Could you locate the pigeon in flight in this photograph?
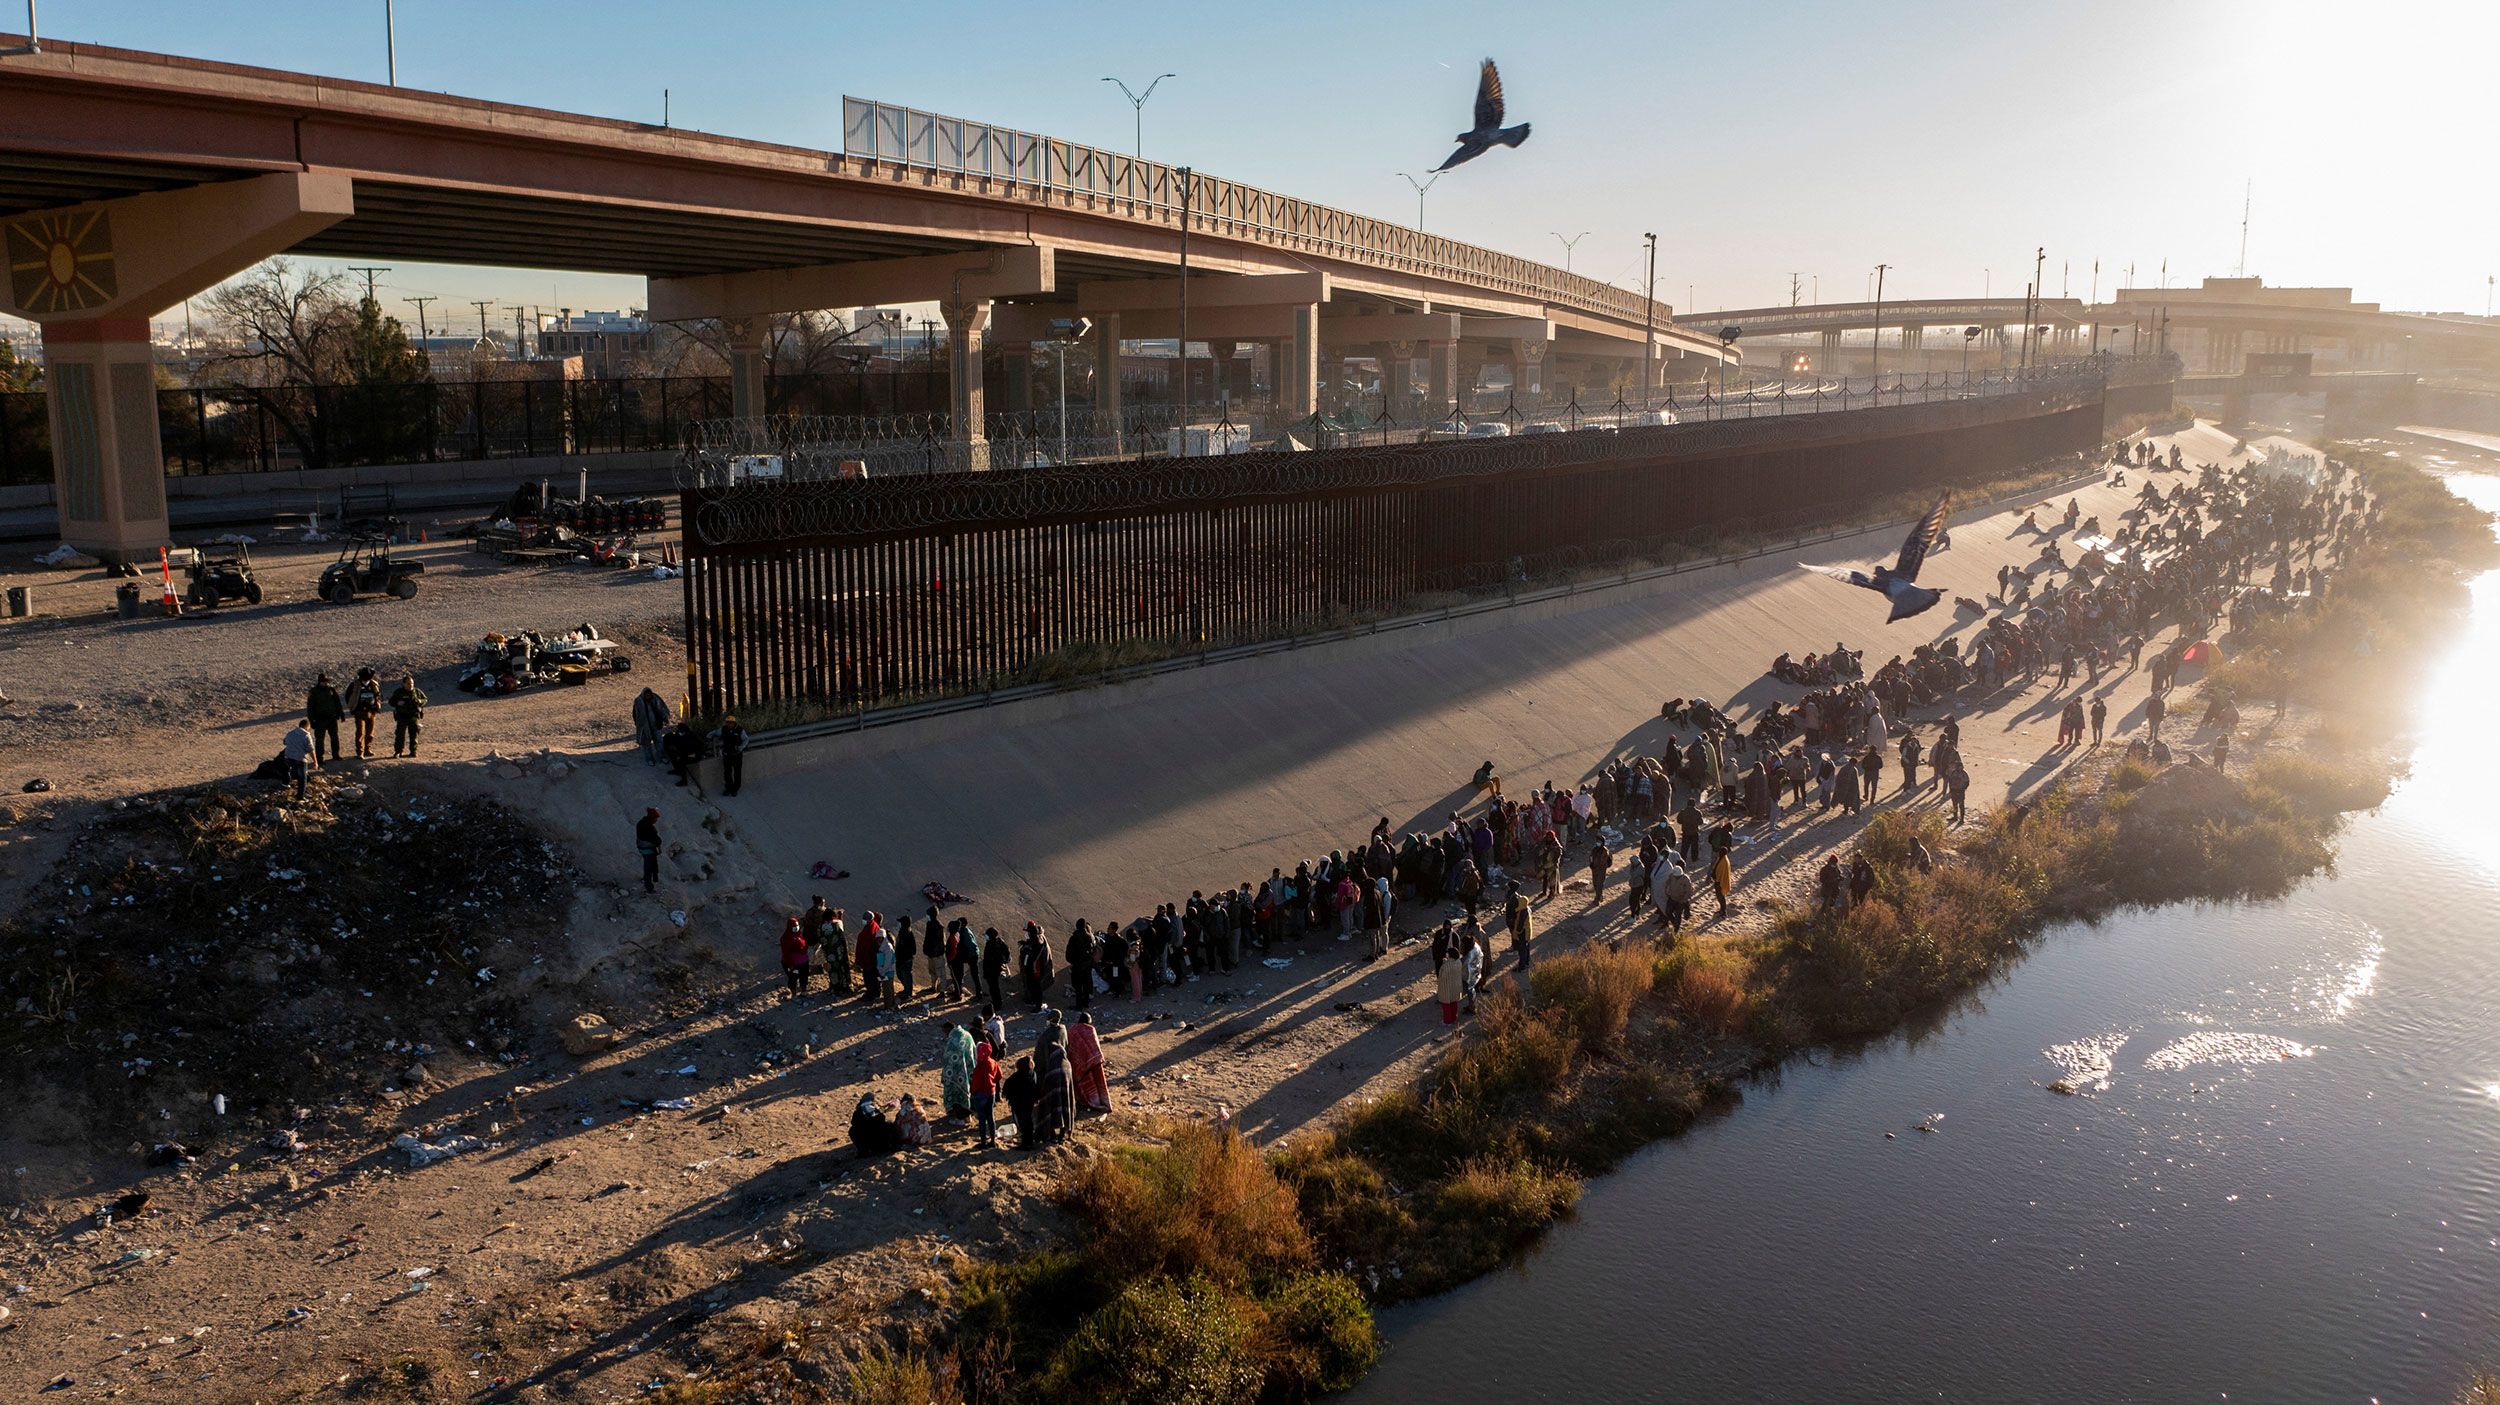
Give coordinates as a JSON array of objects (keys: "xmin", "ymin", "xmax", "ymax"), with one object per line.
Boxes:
[
  {"xmin": 1433, "ymin": 59, "xmax": 1532, "ymax": 172},
  {"xmin": 1798, "ymin": 493, "xmax": 1954, "ymax": 622}
]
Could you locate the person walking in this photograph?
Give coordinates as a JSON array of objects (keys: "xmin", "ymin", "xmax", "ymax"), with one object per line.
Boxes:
[
  {"xmin": 280, "ymin": 718, "xmax": 318, "ymax": 800},
  {"xmin": 1588, "ymin": 839, "xmax": 1612, "ymax": 899},
  {"xmin": 305, "ymin": 674, "xmax": 344, "ymax": 764},
  {"xmin": 778, "ymin": 917, "xmax": 811, "ymax": 1002},
  {"xmin": 1947, "ymin": 763, "xmax": 1971, "ymax": 825},
  {"xmin": 387, "ymin": 674, "xmax": 427, "ymax": 758},
  {"xmin": 1711, "ymin": 846, "xmax": 1734, "ymax": 918},
  {"xmin": 2145, "ymin": 690, "xmax": 2166, "ymax": 742},
  {"xmin": 632, "ymin": 687, "xmax": 671, "ymax": 764},
  {"xmin": 716, "ymin": 716, "xmax": 749, "ymax": 796},
  {"xmin": 348, "ymin": 667, "xmax": 384, "ymax": 759},
  {"xmin": 635, "ymin": 807, "xmax": 662, "ymax": 893}
]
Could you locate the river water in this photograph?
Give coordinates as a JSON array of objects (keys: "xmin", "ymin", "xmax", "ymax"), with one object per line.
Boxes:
[{"xmin": 1358, "ymin": 452, "xmax": 2500, "ymax": 1404}]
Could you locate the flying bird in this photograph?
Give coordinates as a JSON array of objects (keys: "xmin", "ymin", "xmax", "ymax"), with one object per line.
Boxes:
[
  {"xmin": 1798, "ymin": 493, "xmax": 1954, "ymax": 622},
  {"xmin": 1433, "ymin": 59, "xmax": 1531, "ymax": 172}
]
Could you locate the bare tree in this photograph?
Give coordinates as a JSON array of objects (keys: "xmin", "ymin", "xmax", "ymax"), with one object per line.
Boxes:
[{"xmin": 200, "ymin": 260, "xmax": 431, "ymax": 469}]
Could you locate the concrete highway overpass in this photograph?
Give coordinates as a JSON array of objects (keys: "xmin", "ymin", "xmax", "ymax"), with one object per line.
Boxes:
[
  {"xmin": 0, "ymin": 36, "xmax": 1726, "ymax": 556},
  {"xmin": 1680, "ymin": 280, "xmax": 2500, "ymax": 378}
]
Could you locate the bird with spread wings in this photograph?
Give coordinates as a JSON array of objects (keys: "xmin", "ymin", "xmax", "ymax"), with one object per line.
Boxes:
[
  {"xmin": 1434, "ymin": 59, "xmax": 1533, "ymax": 172},
  {"xmin": 1798, "ymin": 493, "xmax": 1955, "ymax": 622}
]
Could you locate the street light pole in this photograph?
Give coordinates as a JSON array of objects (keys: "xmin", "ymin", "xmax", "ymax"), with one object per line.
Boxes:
[
  {"xmin": 1552, "ymin": 230, "xmax": 1589, "ymax": 275},
  {"xmin": 1870, "ymin": 262, "xmax": 1890, "ymax": 398},
  {"xmin": 1641, "ymin": 232, "xmax": 1658, "ymax": 407},
  {"xmin": 384, "ymin": 0, "xmax": 396, "ymax": 85},
  {"xmin": 1177, "ymin": 165, "xmax": 1192, "ymax": 454},
  {"xmin": 1101, "ymin": 74, "xmax": 1176, "ymax": 159},
  {"xmin": 1398, "ymin": 172, "xmax": 1442, "ymax": 231}
]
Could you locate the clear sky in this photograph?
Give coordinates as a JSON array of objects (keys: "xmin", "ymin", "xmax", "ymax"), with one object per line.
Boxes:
[{"xmin": 12, "ymin": 0, "xmax": 2500, "ymax": 328}]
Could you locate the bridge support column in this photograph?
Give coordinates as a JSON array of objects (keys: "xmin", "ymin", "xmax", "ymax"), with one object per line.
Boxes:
[
  {"xmin": 37, "ymin": 319, "xmax": 169, "ymax": 565},
  {"xmin": 940, "ymin": 297, "xmax": 992, "ymax": 470},
  {"xmin": 1511, "ymin": 338, "xmax": 1546, "ymax": 412},
  {"xmin": 1424, "ymin": 340, "xmax": 1457, "ymax": 425},
  {"xmin": 0, "ymin": 170, "xmax": 354, "ymax": 561},
  {"xmin": 1819, "ymin": 329, "xmax": 1842, "ymax": 377},
  {"xmin": 1278, "ymin": 302, "xmax": 1320, "ymax": 423},
  {"xmin": 724, "ymin": 317, "xmax": 768, "ymax": 422},
  {"xmin": 1455, "ymin": 344, "xmax": 1490, "ymax": 416},
  {"xmin": 1089, "ymin": 313, "xmax": 1123, "ymax": 452},
  {"xmin": 1381, "ymin": 340, "xmax": 1415, "ymax": 424}
]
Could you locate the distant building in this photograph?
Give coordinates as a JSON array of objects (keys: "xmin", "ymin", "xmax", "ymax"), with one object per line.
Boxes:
[{"xmin": 535, "ymin": 309, "xmax": 656, "ymax": 376}]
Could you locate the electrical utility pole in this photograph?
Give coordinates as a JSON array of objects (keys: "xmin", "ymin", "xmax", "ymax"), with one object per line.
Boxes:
[
  {"xmin": 1870, "ymin": 262, "xmax": 1890, "ymax": 397},
  {"xmin": 346, "ymin": 265, "xmax": 391, "ymax": 306},
  {"xmin": 406, "ymin": 295, "xmax": 436, "ymax": 362},
  {"xmin": 2026, "ymin": 245, "xmax": 2045, "ymax": 368},
  {"xmin": 2235, "ymin": 181, "xmax": 2251, "ymax": 278},
  {"xmin": 1641, "ymin": 232, "xmax": 1659, "ymax": 405},
  {"xmin": 471, "ymin": 299, "xmax": 495, "ymax": 346},
  {"xmin": 1788, "ymin": 272, "xmax": 1803, "ymax": 307}
]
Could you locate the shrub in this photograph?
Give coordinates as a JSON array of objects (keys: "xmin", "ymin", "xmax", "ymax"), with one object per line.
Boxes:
[
  {"xmin": 2246, "ymin": 753, "xmax": 2389, "ymax": 815},
  {"xmin": 1527, "ymin": 943, "xmax": 1655, "ymax": 1046},
  {"xmin": 1064, "ymin": 1123, "xmax": 1312, "ymax": 1290},
  {"xmin": 849, "ymin": 1344, "xmax": 954, "ymax": 1405},
  {"xmin": 1037, "ymin": 1275, "xmax": 1264, "ymax": 1405},
  {"xmin": 1664, "ymin": 952, "xmax": 1752, "ymax": 1038},
  {"xmin": 1255, "ymin": 1272, "xmax": 1379, "ymax": 1399},
  {"xmin": 1415, "ymin": 1156, "xmax": 1581, "ymax": 1284}
]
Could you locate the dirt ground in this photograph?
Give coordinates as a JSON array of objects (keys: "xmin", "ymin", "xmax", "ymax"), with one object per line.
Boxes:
[{"xmin": 0, "ymin": 423, "xmax": 2317, "ymax": 1402}]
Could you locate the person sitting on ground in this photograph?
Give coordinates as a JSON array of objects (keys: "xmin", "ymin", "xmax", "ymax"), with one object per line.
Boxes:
[
  {"xmin": 894, "ymin": 1093, "xmax": 931, "ymax": 1148},
  {"xmin": 1472, "ymin": 759, "xmax": 1503, "ymax": 801},
  {"xmin": 849, "ymin": 1092, "xmax": 902, "ymax": 1158}
]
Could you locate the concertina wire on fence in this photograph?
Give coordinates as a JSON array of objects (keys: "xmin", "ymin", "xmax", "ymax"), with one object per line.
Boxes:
[{"xmin": 678, "ymin": 362, "xmax": 2113, "ymax": 552}]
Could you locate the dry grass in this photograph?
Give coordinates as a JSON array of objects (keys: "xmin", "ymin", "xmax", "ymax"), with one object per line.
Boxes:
[
  {"xmin": 1528, "ymin": 942, "xmax": 1655, "ymax": 1046},
  {"xmin": 1063, "ymin": 1122, "xmax": 1313, "ymax": 1288}
]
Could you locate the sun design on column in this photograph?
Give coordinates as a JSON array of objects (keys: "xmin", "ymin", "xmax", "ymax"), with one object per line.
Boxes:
[{"xmin": 5, "ymin": 210, "xmax": 118, "ymax": 315}]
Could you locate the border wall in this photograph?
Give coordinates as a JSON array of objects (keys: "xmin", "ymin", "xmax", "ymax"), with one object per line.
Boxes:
[{"xmin": 678, "ymin": 383, "xmax": 2106, "ymax": 717}]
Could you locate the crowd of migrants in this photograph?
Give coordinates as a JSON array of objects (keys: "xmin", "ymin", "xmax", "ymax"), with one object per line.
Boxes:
[{"xmin": 617, "ymin": 440, "xmax": 2368, "ymax": 1159}]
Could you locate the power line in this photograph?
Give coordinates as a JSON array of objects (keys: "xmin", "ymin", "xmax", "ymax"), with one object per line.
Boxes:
[
  {"xmin": 405, "ymin": 295, "xmax": 437, "ymax": 358},
  {"xmin": 345, "ymin": 265, "xmax": 392, "ymax": 305}
]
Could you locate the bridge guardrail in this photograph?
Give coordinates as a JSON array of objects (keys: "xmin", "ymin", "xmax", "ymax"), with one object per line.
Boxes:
[{"xmin": 841, "ymin": 97, "xmax": 1656, "ymax": 327}]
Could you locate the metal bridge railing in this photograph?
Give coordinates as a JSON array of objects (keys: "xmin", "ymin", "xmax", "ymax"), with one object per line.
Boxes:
[{"xmin": 840, "ymin": 96, "xmax": 1657, "ymax": 328}]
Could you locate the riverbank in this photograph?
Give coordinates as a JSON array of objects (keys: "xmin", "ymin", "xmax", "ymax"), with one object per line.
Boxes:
[
  {"xmin": 913, "ymin": 444, "xmax": 2495, "ymax": 1402},
  {"xmin": 10, "ymin": 424, "xmax": 2476, "ymax": 1404}
]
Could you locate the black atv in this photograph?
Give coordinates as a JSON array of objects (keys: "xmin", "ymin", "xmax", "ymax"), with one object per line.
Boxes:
[
  {"xmin": 184, "ymin": 543, "xmax": 263, "ymax": 611},
  {"xmin": 318, "ymin": 534, "xmax": 425, "ymax": 604}
]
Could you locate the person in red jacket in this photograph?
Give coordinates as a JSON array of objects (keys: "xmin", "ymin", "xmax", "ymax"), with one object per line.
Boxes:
[
  {"xmin": 855, "ymin": 913, "xmax": 882, "ymax": 1004},
  {"xmin": 971, "ymin": 1039, "xmax": 1003, "ymax": 1148},
  {"xmin": 779, "ymin": 917, "xmax": 811, "ymax": 1002}
]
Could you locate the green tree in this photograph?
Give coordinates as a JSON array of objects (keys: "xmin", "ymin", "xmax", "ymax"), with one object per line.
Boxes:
[
  {"xmin": 201, "ymin": 260, "xmax": 435, "ymax": 471},
  {"xmin": 0, "ymin": 336, "xmax": 40, "ymax": 393}
]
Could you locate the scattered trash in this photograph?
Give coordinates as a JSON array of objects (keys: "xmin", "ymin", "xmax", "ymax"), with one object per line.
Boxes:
[
  {"xmin": 20, "ymin": 778, "xmax": 51, "ymax": 793},
  {"xmin": 668, "ymin": 910, "xmax": 688, "ymax": 928},
  {"xmin": 673, "ymin": 1065, "xmax": 699, "ymax": 1076},
  {"xmin": 920, "ymin": 881, "xmax": 969, "ymax": 907},
  {"xmin": 405, "ymin": 1266, "xmax": 435, "ymax": 1280},
  {"xmin": 393, "ymin": 1133, "xmax": 482, "ymax": 1167},
  {"xmin": 650, "ymin": 1097, "xmax": 694, "ymax": 1112},
  {"xmin": 211, "ymin": 1094, "xmax": 227, "ymax": 1116},
  {"xmin": 1261, "ymin": 958, "xmax": 1294, "ymax": 969},
  {"xmin": 807, "ymin": 861, "xmax": 849, "ymax": 881}
]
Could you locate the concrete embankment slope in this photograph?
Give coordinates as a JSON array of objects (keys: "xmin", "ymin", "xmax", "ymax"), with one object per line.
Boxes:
[{"xmin": 722, "ymin": 426, "xmax": 2231, "ymax": 931}]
